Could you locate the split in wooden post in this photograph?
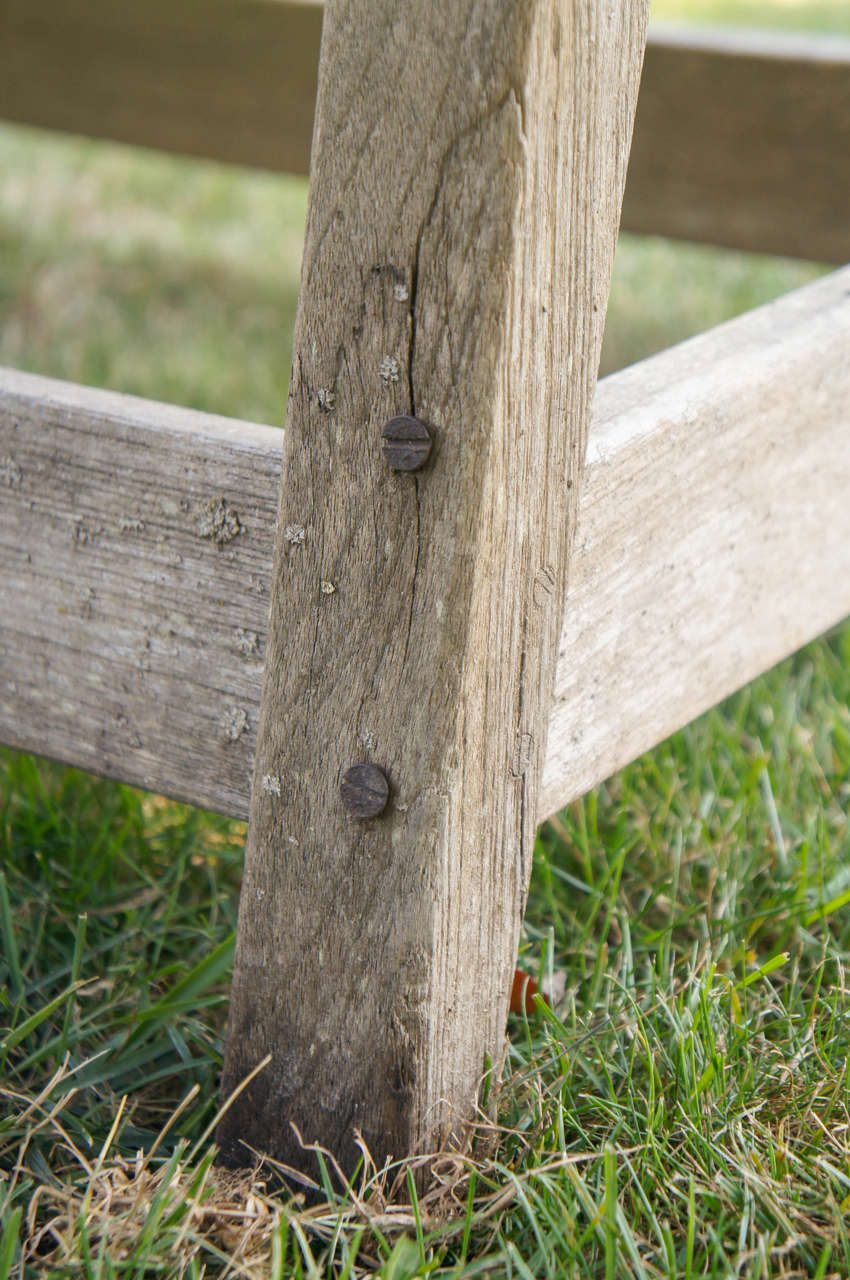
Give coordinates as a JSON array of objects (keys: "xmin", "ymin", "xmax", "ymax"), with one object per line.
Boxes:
[{"xmin": 218, "ymin": 0, "xmax": 649, "ymax": 1176}]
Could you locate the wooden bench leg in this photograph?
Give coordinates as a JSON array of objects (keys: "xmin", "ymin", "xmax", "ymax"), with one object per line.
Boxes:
[{"xmin": 217, "ymin": 0, "xmax": 649, "ymax": 1175}]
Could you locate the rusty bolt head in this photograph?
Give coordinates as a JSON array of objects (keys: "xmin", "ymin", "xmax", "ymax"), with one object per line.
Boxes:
[
  {"xmin": 340, "ymin": 763, "xmax": 390, "ymax": 818},
  {"xmin": 381, "ymin": 416, "xmax": 432, "ymax": 472}
]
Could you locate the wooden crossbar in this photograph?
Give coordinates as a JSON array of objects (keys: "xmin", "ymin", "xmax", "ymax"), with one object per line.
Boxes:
[
  {"xmin": 0, "ymin": 0, "xmax": 324, "ymax": 178},
  {"xmin": 2, "ymin": 4, "xmax": 849, "ymax": 262},
  {"xmin": 0, "ymin": 387, "xmax": 279, "ymax": 817},
  {"xmin": 4, "ymin": 266, "xmax": 849, "ymax": 821},
  {"xmin": 623, "ymin": 23, "xmax": 850, "ymax": 262}
]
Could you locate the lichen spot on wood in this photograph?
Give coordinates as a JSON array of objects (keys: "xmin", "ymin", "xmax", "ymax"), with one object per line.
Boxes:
[
  {"xmin": 221, "ymin": 705, "xmax": 249, "ymax": 742},
  {"xmin": 78, "ymin": 587, "xmax": 96, "ymax": 620},
  {"xmin": 73, "ymin": 522, "xmax": 103, "ymax": 547},
  {"xmin": 320, "ymin": 580, "xmax": 336, "ymax": 595},
  {"xmin": 379, "ymin": 355, "xmax": 400, "ymax": 385},
  {"xmin": 1, "ymin": 455, "xmax": 23, "ymax": 488},
  {"xmin": 235, "ymin": 628, "xmax": 261, "ymax": 656},
  {"xmin": 261, "ymin": 773, "xmax": 281, "ymax": 797},
  {"xmin": 197, "ymin": 496, "xmax": 242, "ymax": 546}
]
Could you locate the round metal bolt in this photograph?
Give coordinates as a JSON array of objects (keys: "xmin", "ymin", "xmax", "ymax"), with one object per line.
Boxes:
[
  {"xmin": 340, "ymin": 763, "xmax": 390, "ymax": 818},
  {"xmin": 381, "ymin": 415, "xmax": 432, "ymax": 471}
]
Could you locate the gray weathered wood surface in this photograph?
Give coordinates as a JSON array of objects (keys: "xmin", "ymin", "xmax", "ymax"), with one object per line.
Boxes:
[
  {"xmin": 4, "ymin": 4, "xmax": 849, "ymax": 261},
  {"xmin": 0, "ymin": 371, "xmax": 280, "ymax": 818},
  {"xmin": 4, "ymin": 267, "xmax": 850, "ymax": 825},
  {"xmin": 540, "ymin": 263, "xmax": 850, "ymax": 814},
  {"xmin": 216, "ymin": 0, "xmax": 648, "ymax": 1172}
]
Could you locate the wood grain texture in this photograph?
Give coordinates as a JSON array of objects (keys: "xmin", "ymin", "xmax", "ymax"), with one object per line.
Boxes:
[
  {"xmin": 3, "ymin": 5, "xmax": 849, "ymax": 261},
  {"xmin": 216, "ymin": 0, "xmax": 648, "ymax": 1173},
  {"xmin": 542, "ymin": 264, "xmax": 850, "ymax": 815},
  {"xmin": 0, "ymin": 0, "xmax": 323, "ymax": 174},
  {"xmin": 4, "ymin": 268, "xmax": 850, "ymax": 827},
  {"xmin": 622, "ymin": 24, "xmax": 850, "ymax": 263},
  {"xmin": 0, "ymin": 367, "xmax": 279, "ymax": 817}
]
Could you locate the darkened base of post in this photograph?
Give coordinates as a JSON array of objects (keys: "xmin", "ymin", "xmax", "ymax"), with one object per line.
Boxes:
[
  {"xmin": 216, "ymin": 980, "xmax": 424, "ymax": 1178},
  {"xmin": 216, "ymin": 1074, "xmax": 409, "ymax": 1180}
]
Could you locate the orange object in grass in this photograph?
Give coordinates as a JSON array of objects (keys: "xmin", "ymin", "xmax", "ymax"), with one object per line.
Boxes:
[{"xmin": 510, "ymin": 968, "xmax": 545, "ymax": 1015}]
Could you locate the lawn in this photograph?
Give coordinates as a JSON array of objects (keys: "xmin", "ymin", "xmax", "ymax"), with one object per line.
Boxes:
[{"xmin": 2, "ymin": 2, "xmax": 850, "ymax": 1276}]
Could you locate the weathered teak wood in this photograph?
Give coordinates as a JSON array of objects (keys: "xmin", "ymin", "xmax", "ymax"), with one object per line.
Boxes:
[
  {"xmin": 4, "ymin": 4, "xmax": 849, "ymax": 263},
  {"xmin": 623, "ymin": 24, "xmax": 850, "ymax": 263},
  {"xmin": 4, "ymin": 267, "xmax": 850, "ymax": 820},
  {"xmin": 215, "ymin": 0, "xmax": 648, "ymax": 1172}
]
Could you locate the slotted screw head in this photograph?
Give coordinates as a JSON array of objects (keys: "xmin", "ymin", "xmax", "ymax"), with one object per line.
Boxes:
[
  {"xmin": 340, "ymin": 763, "xmax": 390, "ymax": 818},
  {"xmin": 381, "ymin": 415, "xmax": 432, "ymax": 471}
]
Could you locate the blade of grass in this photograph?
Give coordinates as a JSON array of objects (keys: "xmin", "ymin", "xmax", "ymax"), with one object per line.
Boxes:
[
  {"xmin": 59, "ymin": 913, "xmax": 87, "ymax": 1056},
  {"xmin": 0, "ymin": 871, "xmax": 22, "ymax": 1001},
  {"xmin": 0, "ymin": 980, "xmax": 86, "ymax": 1072},
  {"xmin": 0, "ymin": 1208, "xmax": 22, "ymax": 1280}
]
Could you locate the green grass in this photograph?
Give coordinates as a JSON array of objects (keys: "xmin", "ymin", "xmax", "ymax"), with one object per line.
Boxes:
[
  {"xmin": 653, "ymin": 0, "xmax": 850, "ymax": 33},
  {"xmin": 3, "ymin": 1, "xmax": 850, "ymax": 1274}
]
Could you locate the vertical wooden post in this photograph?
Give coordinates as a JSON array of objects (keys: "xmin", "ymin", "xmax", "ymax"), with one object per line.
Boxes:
[{"xmin": 218, "ymin": 0, "xmax": 648, "ymax": 1173}]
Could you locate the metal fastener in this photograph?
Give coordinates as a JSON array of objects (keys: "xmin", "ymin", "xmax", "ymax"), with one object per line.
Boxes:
[
  {"xmin": 340, "ymin": 763, "xmax": 390, "ymax": 818},
  {"xmin": 381, "ymin": 416, "xmax": 432, "ymax": 472}
]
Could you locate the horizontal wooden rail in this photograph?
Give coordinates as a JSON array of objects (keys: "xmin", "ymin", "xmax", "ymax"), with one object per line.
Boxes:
[
  {"xmin": 3, "ymin": 268, "xmax": 849, "ymax": 818},
  {"xmin": 0, "ymin": 389, "xmax": 280, "ymax": 818},
  {"xmin": 0, "ymin": 0, "xmax": 324, "ymax": 177},
  {"xmin": 623, "ymin": 24, "xmax": 850, "ymax": 262},
  {"xmin": 540, "ymin": 265, "xmax": 850, "ymax": 813},
  {"xmin": 2, "ymin": 6, "xmax": 849, "ymax": 261}
]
